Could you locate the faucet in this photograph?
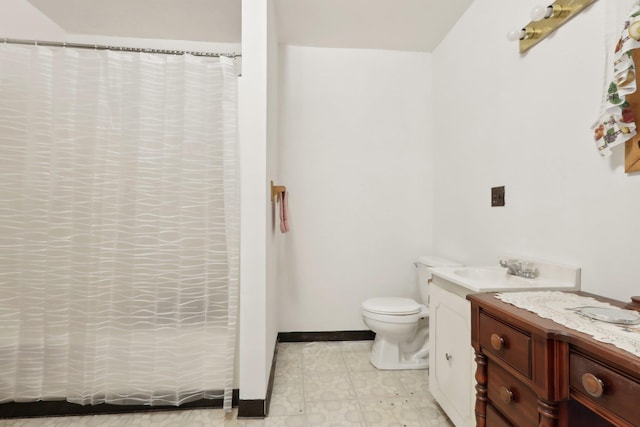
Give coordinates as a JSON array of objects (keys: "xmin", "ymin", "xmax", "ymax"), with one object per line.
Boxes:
[{"xmin": 499, "ymin": 259, "xmax": 538, "ymax": 279}]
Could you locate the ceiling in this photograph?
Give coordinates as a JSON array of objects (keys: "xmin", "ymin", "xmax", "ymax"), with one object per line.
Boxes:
[
  {"xmin": 275, "ymin": 0, "xmax": 473, "ymax": 52},
  {"xmin": 27, "ymin": 0, "xmax": 242, "ymax": 43},
  {"xmin": 26, "ymin": 0, "xmax": 473, "ymax": 52}
]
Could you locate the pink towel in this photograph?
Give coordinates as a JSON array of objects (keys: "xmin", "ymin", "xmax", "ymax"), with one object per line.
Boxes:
[{"xmin": 279, "ymin": 191, "xmax": 289, "ymax": 233}]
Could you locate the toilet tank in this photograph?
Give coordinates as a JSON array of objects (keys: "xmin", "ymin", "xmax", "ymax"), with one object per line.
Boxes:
[{"xmin": 416, "ymin": 255, "xmax": 461, "ymax": 304}]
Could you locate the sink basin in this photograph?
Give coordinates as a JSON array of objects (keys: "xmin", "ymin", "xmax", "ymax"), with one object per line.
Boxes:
[
  {"xmin": 452, "ymin": 267, "xmax": 521, "ymax": 283},
  {"xmin": 430, "ymin": 260, "xmax": 580, "ymax": 293},
  {"xmin": 444, "ymin": 267, "xmax": 534, "ymax": 291}
]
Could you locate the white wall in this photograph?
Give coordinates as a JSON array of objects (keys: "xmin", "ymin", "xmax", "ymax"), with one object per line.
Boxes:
[
  {"xmin": 432, "ymin": 0, "xmax": 640, "ymax": 302},
  {"xmin": 266, "ymin": 0, "xmax": 280, "ymax": 389},
  {"xmin": 238, "ymin": 0, "xmax": 268, "ymax": 401},
  {"xmin": 238, "ymin": 0, "xmax": 279, "ymax": 403},
  {"xmin": 277, "ymin": 46, "xmax": 434, "ymax": 331}
]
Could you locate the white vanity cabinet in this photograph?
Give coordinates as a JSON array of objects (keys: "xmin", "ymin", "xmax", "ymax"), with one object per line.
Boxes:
[
  {"xmin": 428, "ymin": 278, "xmax": 476, "ymax": 427},
  {"xmin": 428, "ymin": 260, "xmax": 580, "ymax": 426}
]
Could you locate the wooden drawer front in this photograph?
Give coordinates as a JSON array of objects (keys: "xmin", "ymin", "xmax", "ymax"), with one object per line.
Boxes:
[
  {"xmin": 488, "ymin": 360, "xmax": 538, "ymax": 427},
  {"xmin": 570, "ymin": 352, "xmax": 640, "ymax": 425},
  {"xmin": 479, "ymin": 312, "xmax": 531, "ymax": 377},
  {"xmin": 486, "ymin": 404, "xmax": 513, "ymax": 427}
]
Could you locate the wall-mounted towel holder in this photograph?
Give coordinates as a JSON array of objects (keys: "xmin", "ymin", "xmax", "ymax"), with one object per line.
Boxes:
[{"xmin": 270, "ymin": 181, "xmax": 286, "ymax": 201}]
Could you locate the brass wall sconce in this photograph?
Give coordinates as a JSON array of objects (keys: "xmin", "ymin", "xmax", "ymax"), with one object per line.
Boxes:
[{"xmin": 507, "ymin": 0, "xmax": 597, "ymax": 53}]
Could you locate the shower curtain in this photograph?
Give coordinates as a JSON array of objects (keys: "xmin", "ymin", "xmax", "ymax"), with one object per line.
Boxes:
[{"xmin": 0, "ymin": 44, "xmax": 239, "ymax": 409}]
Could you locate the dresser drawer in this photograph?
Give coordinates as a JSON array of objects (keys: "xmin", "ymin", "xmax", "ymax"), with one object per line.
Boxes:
[
  {"xmin": 570, "ymin": 352, "xmax": 640, "ymax": 425},
  {"xmin": 487, "ymin": 360, "xmax": 538, "ymax": 427},
  {"xmin": 486, "ymin": 404, "xmax": 513, "ymax": 427},
  {"xmin": 479, "ymin": 312, "xmax": 531, "ymax": 377}
]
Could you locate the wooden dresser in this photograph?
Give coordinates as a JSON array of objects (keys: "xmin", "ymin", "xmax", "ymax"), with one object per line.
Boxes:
[{"xmin": 468, "ymin": 292, "xmax": 640, "ymax": 427}]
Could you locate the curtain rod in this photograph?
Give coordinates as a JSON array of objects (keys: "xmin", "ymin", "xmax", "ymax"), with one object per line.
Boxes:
[{"xmin": 2, "ymin": 37, "xmax": 241, "ymax": 58}]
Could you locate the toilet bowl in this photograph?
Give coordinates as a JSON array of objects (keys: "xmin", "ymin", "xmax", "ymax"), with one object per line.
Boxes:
[{"xmin": 361, "ymin": 256, "xmax": 460, "ymax": 370}]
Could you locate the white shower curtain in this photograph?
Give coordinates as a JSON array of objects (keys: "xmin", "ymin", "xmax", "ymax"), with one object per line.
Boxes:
[{"xmin": 0, "ymin": 44, "xmax": 239, "ymax": 409}]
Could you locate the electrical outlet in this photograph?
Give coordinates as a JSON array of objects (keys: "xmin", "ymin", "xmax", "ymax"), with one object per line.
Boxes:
[{"xmin": 491, "ymin": 186, "xmax": 505, "ymax": 207}]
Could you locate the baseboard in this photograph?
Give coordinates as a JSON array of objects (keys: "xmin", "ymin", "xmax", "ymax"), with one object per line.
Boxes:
[
  {"xmin": 265, "ymin": 336, "xmax": 278, "ymax": 417},
  {"xmin": 0, "ymin": 390, "xmax": 239, "ymax": 419},
  {"xmin": 236, "ymin": 399, "xmax": 265, "ymax": 419},
  {"xmin": 237, "ymin": 335, "xmax": 279, "ymax": 419},
  {"xmin": 277, "ymin": 330, "xmax": 375, "ymax": 342}
]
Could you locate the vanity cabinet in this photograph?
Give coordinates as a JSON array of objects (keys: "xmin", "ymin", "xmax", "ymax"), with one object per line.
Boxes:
[
  {"xmin": 468, "ymin": 292, "xmax": 640, "ymax": 427},
  {"xmin": 428, "ymin": 281, "xmax": 476, "ymax": 427}
]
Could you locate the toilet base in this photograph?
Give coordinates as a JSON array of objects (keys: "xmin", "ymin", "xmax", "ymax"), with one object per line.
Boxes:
[{"xmin": 369, "ymin": 335, "xmax": 429, "ymax": 370}]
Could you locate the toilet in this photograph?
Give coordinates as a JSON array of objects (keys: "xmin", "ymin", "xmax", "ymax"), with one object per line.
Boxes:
[{"xmin": 361, "ymin": 255, "xmax": 461, "ymax": 370}]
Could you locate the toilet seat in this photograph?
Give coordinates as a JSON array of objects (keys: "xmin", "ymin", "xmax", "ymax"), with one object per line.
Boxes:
[
  {"xmin": 361, "ymin": 297, "xmax": 429, "ymax": 324},
  {"xmin": 361, "ymin": 297, "xmax": 422, "ymax": 315},
  {"xmin": 362, "ymin": 309, "xmax": 426, "ymax": 324}
]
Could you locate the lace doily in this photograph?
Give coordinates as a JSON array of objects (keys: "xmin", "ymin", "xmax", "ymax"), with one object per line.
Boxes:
[{"xmin": 496, "ymin": 291, "xmax": 640, "ymax": 358}]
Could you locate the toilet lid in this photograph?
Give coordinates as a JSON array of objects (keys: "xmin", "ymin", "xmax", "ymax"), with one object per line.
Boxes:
[
  {"xmin": 417, "ymin": 255, "xmax": 461, "ymax": 267},
  {"xmin": 361, "ymin": 297, "xmax": 421, "ymax": 315}
]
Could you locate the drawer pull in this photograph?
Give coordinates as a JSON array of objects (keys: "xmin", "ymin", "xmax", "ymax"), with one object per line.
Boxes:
[
  {"xmin": 581, "ymin": 373, "xmax": 605, "ymax": 398},
  {"xmin": 490, "ymin": 333, "xmax": 505, "ymax": 350},
  {"xmin": 499, "ymin": 386, "xmax": 513, "ymax": 404},
  {"xmin": 445, "ymin": 353, "xmax": 452, "ymax": 361}
]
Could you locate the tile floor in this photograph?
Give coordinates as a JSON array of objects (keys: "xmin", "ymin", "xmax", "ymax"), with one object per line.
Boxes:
[{"xmin": 0, "ymin": 341, "xmax": 454, "ymax": 427}]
